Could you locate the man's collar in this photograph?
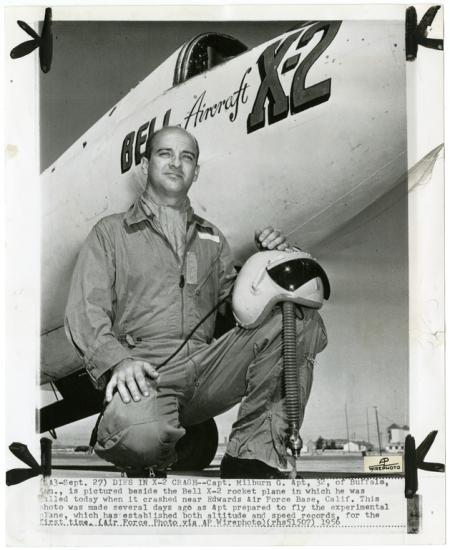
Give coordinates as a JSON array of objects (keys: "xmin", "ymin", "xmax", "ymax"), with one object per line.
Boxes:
[
  {"xmin": 124, "ymin": 195, "xmax": 212, "ymax": 229},
  {"xmin": 124, "ymin": 199, "xmax": 149, "ymax": 226}
]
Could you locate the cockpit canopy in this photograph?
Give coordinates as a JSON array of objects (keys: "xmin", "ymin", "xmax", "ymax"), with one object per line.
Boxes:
[{"xmin": 174, "ymin": 32, "xmax": 248, "ymax": 85}]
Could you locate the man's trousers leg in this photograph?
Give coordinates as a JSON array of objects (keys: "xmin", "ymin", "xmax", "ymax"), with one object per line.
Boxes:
[
  {"xmin": 94, "ymin": 307, "xmax": 327, "ymax": 470},
  {"xmin": 94, "ymin": 358, "xmax": 192, "ymax": 469},
  {"xmin": 180, "ymin": 307, "xmax": 327, "ymax": 470}
]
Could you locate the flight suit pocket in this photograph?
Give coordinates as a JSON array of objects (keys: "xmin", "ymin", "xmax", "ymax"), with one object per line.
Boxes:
[
  {"xmin": 194, "ymin": 265, "xmax": 216, "ymax": 296},
  {"xmin": 303, "ymin": 310, "xmax": 328, "ymax": 358},
  {"xmin": 269, "ymin": 405, "xmax": 289, "ymax": 467}
]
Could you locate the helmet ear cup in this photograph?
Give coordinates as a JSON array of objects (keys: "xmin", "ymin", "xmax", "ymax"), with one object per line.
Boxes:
[{"xmin": 232, "ymin": 251, "xmax": 330, "ymax": 329}]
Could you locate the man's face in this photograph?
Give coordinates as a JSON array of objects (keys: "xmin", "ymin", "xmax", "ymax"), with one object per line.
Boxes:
[{"xmin": 143, "ymin": 128, "xmax": 199, "ymax": 201}]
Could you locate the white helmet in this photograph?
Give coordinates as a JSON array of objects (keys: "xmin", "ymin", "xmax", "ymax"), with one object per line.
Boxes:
[{"xmin": 232, "ymin": 250, "xmax": 330, "ymax": 329}]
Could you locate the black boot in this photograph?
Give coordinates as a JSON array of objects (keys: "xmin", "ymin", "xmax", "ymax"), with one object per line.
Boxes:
[{"xmin": 220, "ymin": 453, "xmax": 288, "ymax": 479}]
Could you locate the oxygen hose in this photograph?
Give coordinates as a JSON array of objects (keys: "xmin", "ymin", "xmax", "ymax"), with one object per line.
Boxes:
[{"xmin": 282, "ymin": 301, "xmax": 302, "ymax": 478}]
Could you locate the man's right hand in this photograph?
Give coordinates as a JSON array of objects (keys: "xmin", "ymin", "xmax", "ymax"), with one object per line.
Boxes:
[{"xmin": 105, "ymin": 359, "xmax": 159, "ymax": 404}]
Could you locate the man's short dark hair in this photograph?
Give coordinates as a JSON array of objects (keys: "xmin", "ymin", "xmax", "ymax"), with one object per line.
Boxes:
[{"xmin": 146, "ymin": 126, "xmax": 200, "ymax": 162}]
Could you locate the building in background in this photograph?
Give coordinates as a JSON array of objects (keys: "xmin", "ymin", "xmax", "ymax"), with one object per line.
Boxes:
[
  {"xmin": 312, "ymin": 437, "xmax": 374, "ymax": 453},
  {"xmin": 342, "ymin": 441, "xmax": 373, "ymax": 452},
  {"xmin": 385, "ymin": 423, "xmax": 409, "ymax": 453}
]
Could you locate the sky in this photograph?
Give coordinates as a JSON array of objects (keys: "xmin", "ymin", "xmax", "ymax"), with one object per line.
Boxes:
[{"xmin": 39, "ymin": 20, "xmax": 409, "ymax": 451}]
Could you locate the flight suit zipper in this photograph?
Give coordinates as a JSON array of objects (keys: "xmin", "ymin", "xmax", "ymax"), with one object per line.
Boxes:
[
  {"xmin": 145, "ymin": 218, "xmax": 188, "ymax": 340},
  {"xmin": 145, "ymin": 217, "xmax": 201, "ymax": 345}
]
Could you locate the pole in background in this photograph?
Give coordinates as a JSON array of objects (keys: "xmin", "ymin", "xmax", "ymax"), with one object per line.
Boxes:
[
  {"xmin": 345, "ymin": 403, "xmax": 350, "ymax": 451},
  {"xmin": 366, "ymin": 407, "xmax": 371, "ymax": 446},
  {"xmin": 373, "ymin": 406, "xmax": 382, "ymax": 454}
]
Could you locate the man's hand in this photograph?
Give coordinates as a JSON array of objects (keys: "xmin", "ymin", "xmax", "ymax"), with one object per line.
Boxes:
[
  {"xmin": 105, "ymin": 359, "xmax": 159, "ymax": 404},
  {"xmin": 255, "ymin": 226, "xmax": 289, "ymax": 251}
]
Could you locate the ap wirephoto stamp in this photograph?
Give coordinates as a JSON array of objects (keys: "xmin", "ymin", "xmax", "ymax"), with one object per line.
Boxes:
[{"xmin": 5, "ymin": 3, "xmax": 445, "ymax": 546}]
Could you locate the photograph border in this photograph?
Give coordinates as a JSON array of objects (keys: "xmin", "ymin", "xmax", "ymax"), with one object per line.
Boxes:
[{"xmin": 4, "ymin": 2, "xmax": 446, "ymax": 546}]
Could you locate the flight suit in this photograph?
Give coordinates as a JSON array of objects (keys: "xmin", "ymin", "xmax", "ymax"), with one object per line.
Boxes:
[{"xmin": 65, "ymin": 198, "xmax": 327, "ymax": 470}]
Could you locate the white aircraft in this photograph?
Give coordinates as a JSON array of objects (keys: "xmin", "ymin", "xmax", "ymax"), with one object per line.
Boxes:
[{"xmin": 38, "ymin": 19, "xmax": 430, "ymax": 468}]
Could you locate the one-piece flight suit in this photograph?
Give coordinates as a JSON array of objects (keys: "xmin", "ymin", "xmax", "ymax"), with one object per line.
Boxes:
[{"xmin": 65, "ymin": 198, "xmax": 327, "ymax": 470}]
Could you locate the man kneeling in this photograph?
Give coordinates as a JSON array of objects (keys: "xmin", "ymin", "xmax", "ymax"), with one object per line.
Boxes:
[{"xmin": 65, "ymin": 127, "xmax": 327, "ymax": 478}]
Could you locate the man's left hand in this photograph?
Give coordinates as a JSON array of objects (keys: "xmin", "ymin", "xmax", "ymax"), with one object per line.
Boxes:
[{"xmin": 255, "ymin": 226, "xmax": 289, "ymax": 251}]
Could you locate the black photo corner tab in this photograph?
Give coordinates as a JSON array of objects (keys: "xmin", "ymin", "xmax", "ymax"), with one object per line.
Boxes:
[
  {"xmin": 404, "ymin": 431, "xmax": 444, "ymax": 499},
  {"xmin": 6, "ymin": 438, "xmax": 52, "ymax": 486},
  {"xmin": 10, "ymin": 7, "xmax": 53, "ymax": 73},
  {"xmin": 405, "ymin": 5, "xmax": 443, "ymax": 61}
]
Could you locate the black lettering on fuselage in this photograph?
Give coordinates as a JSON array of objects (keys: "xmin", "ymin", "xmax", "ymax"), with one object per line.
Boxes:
[
  {"xmin": 120, "ymin": 109, "xmax": 171, "ymax": 174},
  {"xmin": 247, "ymin": 22, "xmax": 341, "ymax": 134},
  {"xmin": 120, "ymin": 132, "xmax": 135, "ymax": 173},
  {"xmin": 247, "ymin": 31, "xmax": 301, "ymax": 133},
  {"xmin": 290, "ymin": 21, "xmax": 341, "ymax": 114}
]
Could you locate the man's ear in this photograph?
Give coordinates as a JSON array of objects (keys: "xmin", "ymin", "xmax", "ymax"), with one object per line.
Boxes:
[
  {"xmin": 193, "ymin": 164, "xmax": 200, "ymax": 181},
  {"xmin": 141, "ymin": 157, "xmax": 149, "ymax": 177}
]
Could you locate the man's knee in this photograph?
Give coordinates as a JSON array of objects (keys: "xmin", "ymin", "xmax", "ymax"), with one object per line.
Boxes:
[
  {"xmin": 95, "ymin": 394, "xmax": 185, "ymax": 468},
  {"xmin": 95, "ymin": 419, "xmax": 185, "ymax": 468},
  {"xmin": 252, "ymin": 306, "xmax": 327, "ymax": 356}
]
